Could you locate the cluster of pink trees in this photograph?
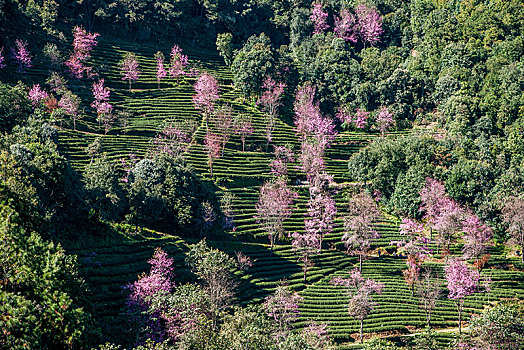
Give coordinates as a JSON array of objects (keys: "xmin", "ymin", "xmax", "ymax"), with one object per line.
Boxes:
[
  {"xmin": 389, "ymin": 178, "xmax": 495, "ymax": 332},
  {"xmin": 337, "ymin": 105, "xmax": 395, "ymax": 135},
  {"xmin": 310, "ymin": 3, "xmax": 383, "ymax": 46},
  {"xmin": 153, "ymin": 44, "xmax": 189, "ymax": 88},
  {"xmin": 65, "ymin": 26, "xmax": 99, "ymax": 78},
  {"xmin": 331, "ymin": 269, "xmax": 384, "ymax": 343}
]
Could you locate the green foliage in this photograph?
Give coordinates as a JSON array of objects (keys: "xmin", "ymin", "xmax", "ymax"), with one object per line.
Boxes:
[
  {"xmin": 361, "ymin": 338, "xmax": 402, "ymax": 350},
  {"xmin": 84, "ymin": 154, "xmax": 124, "ymax": 222},
  {"xmin": 232, "ymin": 33, "xmax": 276, "ymax": 96},
  {"xmin": 126, "ymin": 155, "xmax": 211, "ymax": 234},
  {"xmin": 216, "ymin": 33, "xmax": 233, "ymax": 66},
  {"xmin": 468, "ymin": 302, "xmax": 524, "ymax": 349},
  {"xmin": 0, "ymin": 82, "xmax": 31, "ymax": 133},
  {"xmin": 0, "ymin": 202, "xmax": 96, "ymax": 349}
]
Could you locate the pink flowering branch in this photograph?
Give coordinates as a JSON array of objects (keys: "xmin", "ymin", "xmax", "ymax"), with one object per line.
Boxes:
[
  {"xmin": 28, "ymin": 84, "xmax": 49, "ymax": 107},
  {"xmin": 310, "ymin": 3, "xmax": 329, "ymax": 34},
  {"xmin": 11, "ymin": 39, "xmax": 32, "ymax": 73}
]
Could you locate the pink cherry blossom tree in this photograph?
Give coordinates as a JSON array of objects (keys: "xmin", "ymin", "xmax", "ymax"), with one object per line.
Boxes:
[
  {"xmin": 445, "ymin": 258, "xmax": 479, "ymax": 334},
  {"xmin": 416, "ymin": 269, "xmax": 441, "ymax": 328},
  {"xmin": 28, "ymin": 84, "xmax": 49, "ymax": 107},
  {"xmin": 263, "ymin": 283, "xmax": 303, "ymax": 336},
  {"xmin": 269, "ymin": 145, "xmax": 295, "ymax": 178},
  {"xmin": 154, "ymin": 51, "xmax": 167, "ymax": 89},
  {"xmin": 403, "ymin": 255, "xmax": 421, "ymax": 297},
  {"xmin": 310, "ymin": 3, "xmax": 329, "ymax": 34},
  {"xmin": 210, "ymin": 104, "xmax": 235, "ymax": 156},
  {"xmin": 204, "ymin": 131, "xmax": 222, "ymax": 177},
  {"xmin": 233, "ymin": 113, "xmax": 253, "ymax": 152},
  {"xmin": 502, "ymin": 196, "xmax": 524, "ymax": 262},
  {"xmin": 153, "ymin": 122, "xmax": 194, "ymax": 157},
  {"xmin": 59, "ymin": 91, "xmax": 82, "ymax": 130},
  {"xmin": 294, "ymin": 84, "xmax": 336, "ymax": 148},
  {"xmin": 336, "ymin": 106, "xmax": 369, "ymax": 130},
  {"xmin": 375, "ymin": 106, "xmax": 395, "ymax": 136},
  {"xmin": 91, "ymin": 79, "xmax": 113, "ymax": 132},
  {"xmin": 125, "ymin": 248, "xmax": 175, "ymax": 344},
  {"xmin": 299, "ymin": 141, "xmax": 326, "ymax": 182},
  {"xmin": 343, "ymin": 191, "xmax": 381, "ymax": 272},
  {"xmin": 193, "ymin": 73, "xmax": 220, "ymax": 130},
  {"xmin": 306, "ymin": 184, "xmax": 337, "ymax": 253},
  {"xmin": 0, "ymin": 47, "xmax": 6, "ymax": 68},
  {"xmin": 291, "ymin": 231, "xmax": 320, "ymax": 283},
  {"xmin": 65, "ymin": 26, "xmax": 99, "ymax": 78},
  {"xmin": 353, "ymin": 108, "xmax": 370, "ymax": 129},
  {"xmin": 462, "ymin": 214, "xmax": 492, "ymax": 266},
  {"xmin": 255, "ymin": 179, "xmax": 297, "ymax": 255},
  {"xmin": 356, "ymin": 4, "xmax": 383, "ymax": 46},
  {"xmin": 12, "ymin": 39, "xmax": 32, "ymax": 73},
  {"xmin": 334, "ymin": 9, "xmax": 358, "ymax": 42},
  {"xmin": 331, "ymin": 269, "xmax": 384, "ymax": 343},
  {"xmin": 120, "ymin": 52, "xmax": 140, "ymax": 91},
  {"xmin": 433, "ymin": 198, "xmax": 465, "ymax": 254},
  {"xmin": 169, "ymin": 44, "xmax": 188, "ymax": 85},
  {"xmin": 258, "ymin": 77, "xmax": 285, "ymax": 149}
]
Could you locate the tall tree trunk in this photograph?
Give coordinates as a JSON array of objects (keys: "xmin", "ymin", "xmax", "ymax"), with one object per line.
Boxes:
[
  {"xmin": 359, "ymin": 255, "xmax": 363, "ymax": 272},
  {"xmin": 360, "ymin": 319, "xmax": 363, "ymax": 343},
  {"xmin": 457, "ymin": 301, "xmax": 462, "ymax": 334}
]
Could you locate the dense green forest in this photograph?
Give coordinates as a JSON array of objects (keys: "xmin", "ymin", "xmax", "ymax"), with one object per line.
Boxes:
[{"xmin": 0, "ymin": 0, "xmax": 523, "ymax": 349}]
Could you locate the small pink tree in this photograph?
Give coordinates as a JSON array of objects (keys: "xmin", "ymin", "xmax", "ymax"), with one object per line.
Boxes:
[
  {"xmin": 210, "ymin": 104, "xmax": 235, "ymax": 156},
  {"xmin": 331, "ymin": 269, "xmax": 384, "ymax": 343},
  {"xmin": 502, "ymin": 196, "xmax": 524, "ymax": 262},
  {"xmin": 343, "ymin": 191, "xmax": 381, "ymax": 271},
  {"xmin": 125, "ymin": 248, "xmax": 175, "ymax": 344},
  {"xmin": 263, "ymin": 284, "xmax": 303, "ymax": 336},
  {"xmin": 0, "ymin": 47, "xmax": 6, "ymax": 68},
  {"xmin": 416, "ymin": 269, "xmax": 441, "ymax": 328},
  {"xmin": 91, "ymin": 79, "xmax": 113, "ymax": 132},
  {"xmin": 234, "ymin": 113, "xmax": 253, "ymax": 152},
  {"xmin": 353, "ymin": 108, "xmax": 369, "ymax": 129},
  {"xmin": 28, "ymin": 84, "xmax": 49, "ymax": 107},
  {"xmin": 193, "ymin": 73, "xmax": 220, "ymax": 130},
  {"xmin": 375, "ymin": 106, "xmax": 395, "ymax": 136},
  {"xmin": 153, "ymin": 122, "xmax": 192, "ymax": 157},
  {"xmin": 59, "ymin": 92, "xmax": 82, "ymax": 130},
  {"xmin": 462, "ymin": 214, "xmax": 492, "ymax": 266},
  {"xmin": 433, "ymin": 198, "xmax": 465, "ymax": 253},
  {"xmin": 310, "ymin": 3, "xmax": 329, "ymax": 34},
  {"xmin": 269, "ymin": 145, "xmax": 295, "ymax": 178},
  {"xmin": 204, "ymin": 131, "xmax": 222, "ymax": 177},
  {"xmin": 255, "ymin": 179, "xmax": 297, "ymax": 255},
  {"xmin": 306, "ymin": 188, "xmax": 337, "ymax": 253},
  {"xmin": 258, "ymin": 77, "xmax": 285, "ymax": 149},
  {"xmin": 65, "ymin": 26, "xmax": 99, "ymax": 78},
  {"xmin": 169, "ymin": 44, "xmax": 188, "ymax": 85},
  {"xmin": 291, "ymin": 231, "xmax": 320, "ymax": 283},
  {"xmin": 334, "ymin": 9, "xmax": 358, "ymax": 42},
  {"xmin": 298, "ymin": 141, "xmax": 325, "ymax": 182},
  {"xmin": 12, "ymin": 39, "xmax": 32, "ymax": 73},
  {"xmin": 356, "ymin": 5, "xmax": 383, "ymax": 46},
  {"xmin": 444, "ymin": 258, "xmax": 479, "ymax": 334},
  {"xmin": 120, "ymin": 52, "xmax": 140, "ymax": 91},
  {"xmin": 154, "ymin": 51, "xmax": 167, "ymax": 89}
]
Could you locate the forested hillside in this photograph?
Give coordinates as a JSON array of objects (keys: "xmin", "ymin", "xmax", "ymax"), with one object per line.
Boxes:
[{"xmin": 0, "ymin": 0, "xmax": 523, "ymax": 349}]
